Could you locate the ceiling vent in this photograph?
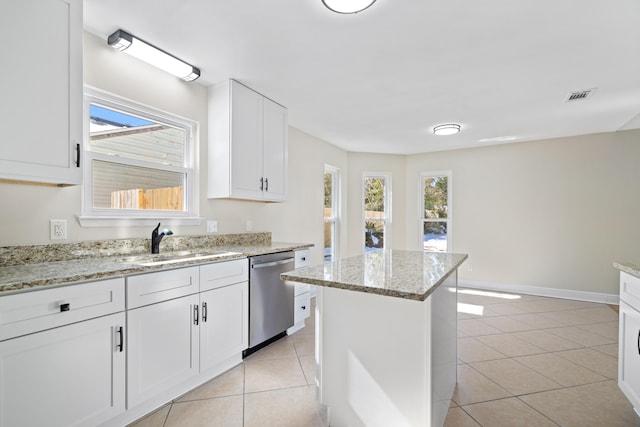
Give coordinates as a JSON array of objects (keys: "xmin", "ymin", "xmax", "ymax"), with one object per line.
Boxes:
[{"xmin": 565, "ymin": 89, "xmax": 596, "ymax": 102}]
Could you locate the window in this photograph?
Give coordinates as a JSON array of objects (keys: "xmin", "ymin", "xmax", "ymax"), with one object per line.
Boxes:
[
  {"xmin": 81, "ymin": 88, "xmax": 198, "ymax": 225},
  {"xmin": 421, "ymin": 172, "xmax": 451, "ymax": 252},
  {"xmin": 363, "ymin": 173, "xmax": 391, "ymax": 252},
  {"xmin": 324, "ymin": 165, "xmax": 340, "ymax": 261}
]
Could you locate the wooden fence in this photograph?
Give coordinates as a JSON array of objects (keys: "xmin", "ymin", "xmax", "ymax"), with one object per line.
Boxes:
[{"xmin": 111, "ymin": 186, "xmax": 183, "ymax": 210}]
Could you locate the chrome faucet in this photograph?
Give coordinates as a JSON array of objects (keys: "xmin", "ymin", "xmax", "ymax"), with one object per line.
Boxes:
[{"xmin": 151, "ymin": 223, "xmax": 173, "ymax": 254}]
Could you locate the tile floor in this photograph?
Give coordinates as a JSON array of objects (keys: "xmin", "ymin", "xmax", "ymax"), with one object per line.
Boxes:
[
  {"xmin": 449, "ymin": 288, "xmax": 639, "ymax": 427},
  {"xmin": 130, "ymin": 289, "xmax": 640, "ymax": 427}
]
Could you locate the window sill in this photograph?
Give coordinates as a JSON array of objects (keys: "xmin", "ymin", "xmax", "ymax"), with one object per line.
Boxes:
[{"xmin": 77, "ymin": 216, "xmax": 203, "ymax": 228}]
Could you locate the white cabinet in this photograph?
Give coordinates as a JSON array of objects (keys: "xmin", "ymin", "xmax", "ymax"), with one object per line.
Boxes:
[
  {"xmin": 200, "ymin": 259, "xmax": 249, "ymax": 375},
  {"xmin": 619, "ymin": 301, "xmax": 640, "ymax": 413},
  {"xmin": 200, "ymin": 282, "xmax": 248, "ymax": 375},
  {"xmin": 127, "ymin": 293, "xmax": 200, "ymax": 408},
  {"xmin": 287, "ymin": 249, "xmax": 312, "ymax": 335},
  {"xmin": 208, "ymin": 79, "xmax": 288, "ymax": 201},
  {"xmin": 125, "ymin": 261, "xmax": 248, "ymax": 414},
  {"xmin": 619, "ymin": 271, "xmax": 640, "ymax": 414},
  {"xmin": 0, "ymin": 280, "xmax": 125, "ymax": 427},
  {"xmin": 0, "ymin": 0, "xmax": 82, "ymax": 185}
]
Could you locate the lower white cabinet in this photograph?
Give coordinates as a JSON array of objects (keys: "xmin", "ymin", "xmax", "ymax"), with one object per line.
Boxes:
[
  {"xmin": 619, "ymin": 300, "xmax": 640, "ymax": 413},
  {"xmin": 0, "ymin": 312, "xmax": 125, "ymax": 427},
  {"xmin": 0, "ymin": 258, "xmax": 250, "ymax": 426},
  {"xmin": 126, "ymin": 294, "xmax": 200, "ymax": 408},
  {"xmin": 200, "ymin": 282, "xmax": 248, "ymax": 375},
  {"xmin": 287, "ymin": 249, "xmax": 312, "ymax": 335},
  {"xmin": 120, "ymin": 262, "xmax": 248, "ymax": 423}
]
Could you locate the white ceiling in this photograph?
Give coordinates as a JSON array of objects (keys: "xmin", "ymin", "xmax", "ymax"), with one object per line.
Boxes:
[{"xmin": 83, "ymin": 0, "xmax": 640, "ymax": 155}]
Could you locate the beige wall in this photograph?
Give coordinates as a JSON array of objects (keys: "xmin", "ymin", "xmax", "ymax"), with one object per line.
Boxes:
[
  {"xmin": 405, "ymin": 130, "xmax": 640, "ymax": 295},
  {"xmin": 257, "ymin": 127, "xmax": 348, "ymax": 263}
]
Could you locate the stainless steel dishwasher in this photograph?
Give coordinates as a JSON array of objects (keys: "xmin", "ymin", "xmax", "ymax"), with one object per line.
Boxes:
[{"xmin": 246, "ymin": 251, "xmax": 295, "ymax": 355}]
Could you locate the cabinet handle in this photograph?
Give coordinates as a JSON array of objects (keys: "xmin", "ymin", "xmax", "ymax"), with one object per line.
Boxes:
[
  {"xmin": 75, "ymin": 143, "xmax": 80, "ymax": 167},
  {"xmin": 60, "ymin": 303, "xmax": 70, "ymax": 312},
  {"xmin": 265, "ymin": 178, "xmax": 269, "ymax": 191},
  {"xmin": 301, "ymin": 305, "xmax": 306, "ymax": 310},
  {"xmin": 202, "ymin": 302, "xmax": 208, "ymax": 323},
  {"xmin": 260, "ymin": 177, "xmax": 264, "ymax": 191},
  {"xmin": 194, "ymin": 305, "xmax": 199, "ymax": 325},
  {"xmin": 637, "ymin": 330, "xmax": 640, "ymax": 355},
  {"xmin": 301, "ymin": 257, "xmax": 306, "ymax": 261},
  {"xmin": 116, "ymin": 326, "xmax": 124, "ymax": 352}
]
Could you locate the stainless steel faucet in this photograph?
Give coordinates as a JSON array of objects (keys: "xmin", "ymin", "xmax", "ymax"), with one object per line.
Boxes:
[{"xmin": 151, "ymin": 222, "xmax": 173, "ymax": 254}]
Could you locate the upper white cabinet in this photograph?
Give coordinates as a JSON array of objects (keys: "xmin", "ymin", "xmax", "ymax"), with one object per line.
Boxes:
[
  {"xmin": 0, "ymin": 0, "xmax": 82, "ymax": 185},
  {"xmin": 208, "ymin": 79, "xmax": 288, "ymax": 201}
]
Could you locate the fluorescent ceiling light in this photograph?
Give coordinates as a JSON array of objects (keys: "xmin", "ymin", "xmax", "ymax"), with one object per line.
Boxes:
[
  {"xmin": 433, "ymin": 124, "xmax": 461, "ymax": 136},
  {"xmin": 107, "ymin": 30, "xmax": 200, "ymax": 82},
  {"xmin": 322, "ymin": 0, "xmax": 376, "ymax": 14}
]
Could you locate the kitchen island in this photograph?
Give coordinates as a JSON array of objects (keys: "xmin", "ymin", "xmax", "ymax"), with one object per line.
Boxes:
[{"xmin": 282, "ymin": 250, "xmax": 467, "ymax": 427}]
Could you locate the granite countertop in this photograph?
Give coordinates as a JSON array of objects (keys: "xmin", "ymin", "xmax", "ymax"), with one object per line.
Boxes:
[
  {"xmin": 614, "ymin": 262, "xmax": 640, "ymax": 278},
  {"xmin": 282, "ymin": 249, "xmax": 468, "ymax": 301},
  {"xmin": 0, "ymin": 234, "xmax": 312, "ymax": 295}
]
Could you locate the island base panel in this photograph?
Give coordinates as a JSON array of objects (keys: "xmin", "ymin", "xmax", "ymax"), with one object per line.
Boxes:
[{"xmin": 316, "ymin": 271, "xmax": 457, "ymax": 427}]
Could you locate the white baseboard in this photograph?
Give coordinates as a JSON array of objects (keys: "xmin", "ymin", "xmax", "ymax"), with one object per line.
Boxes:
[{"xmin": 458, "ymin": 279, "xmax": 619, "ymax": 305}]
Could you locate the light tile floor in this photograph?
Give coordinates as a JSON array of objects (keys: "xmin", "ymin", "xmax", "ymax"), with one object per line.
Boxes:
[
  {"xmin": 130, "ymin": 289, "xmax": 640, "ymax": 426},
  {"xmin": 449, "ymin": 288, "xmax": 640, "ymax": 427}
]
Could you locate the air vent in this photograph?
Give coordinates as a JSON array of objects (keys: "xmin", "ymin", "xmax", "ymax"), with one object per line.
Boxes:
[{"xmin": 565, "ymin": 89, "xmax": 595, "ymax": 102}]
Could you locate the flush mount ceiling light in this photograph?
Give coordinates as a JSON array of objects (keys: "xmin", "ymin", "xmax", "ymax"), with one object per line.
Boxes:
[
  {"xmin": 433, "ymin": 124, "xmax": 461, "ymax": 136},
  {"xmin": 322, "ymin": 0, "xmax": 376, "ymax": 14},
  {"xmin": 107, "ymin": 29, "xmax": 200, "ymax": 82}
]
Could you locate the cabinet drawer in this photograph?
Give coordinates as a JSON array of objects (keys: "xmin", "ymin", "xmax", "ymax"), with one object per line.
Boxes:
[
  {"xmin": 295, "ymin": 249, "xmax": 311, "ymax": 268},
  {"xmin": 127, "ymin": 267, "xmax": 199, "ymax": 309},
  {"xmin": 620, "ymin": 272, "xmax": 640, "ymax": 309},
  {"xmin": 200, "ymin": 259, "xmax": 248, "ymax": 292},
  {"xmin": 293, "ymin": 293, "xmax": 311, "ymax": 325},
  {"xmin": 293, "ymin": 283, "xmax": 310, "ymax": 297},
  {"xmin": 0, "ymin": 278, "xmax": 125, "ymax": 341}
]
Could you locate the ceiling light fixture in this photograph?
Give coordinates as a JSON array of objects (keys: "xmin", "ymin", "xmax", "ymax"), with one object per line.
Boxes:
[
  {"xmin": 107, "ymin": 29, "xmax": 200, "ymax": 82},
  {"xmin": 322, "ymin": 0, "xmax": 376, "ymax": 14},
  {"xmin": 433, "ymin": 124, "xmax": 461, "ymax": 136}
]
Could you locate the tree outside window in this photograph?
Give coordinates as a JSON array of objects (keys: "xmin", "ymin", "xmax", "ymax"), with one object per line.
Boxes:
[
  {"xmin": 324, "ymin": 166, "xmax": 339, "ymax": 261},
  {"xmin": 422, "ymin": 173, "xmax": 450, "ymax": 252},
  {"xmin": 363, "ymin": 174, "xmax": 390, "ymax": 252}
]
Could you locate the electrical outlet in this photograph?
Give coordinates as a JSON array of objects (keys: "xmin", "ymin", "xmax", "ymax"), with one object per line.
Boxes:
[
  {"xmin": 246, "ymin": 220, "xmax": 253, "ymax": 231},
  {"xmin": 50, "ymin": 220, "xmax": 67, "ymax": 240},
  {"xmin": 207, "ymin": 220, "xmax": 218, "ymax": 233},
  {"xmin": 467, "ymin": 264, "xmax": 473, "ymax": 272}
]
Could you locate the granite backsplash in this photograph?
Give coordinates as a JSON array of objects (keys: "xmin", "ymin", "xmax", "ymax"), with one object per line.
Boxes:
[{"xmin": 0, "ymin": 232, "xmax": 272, "ymax": 266}]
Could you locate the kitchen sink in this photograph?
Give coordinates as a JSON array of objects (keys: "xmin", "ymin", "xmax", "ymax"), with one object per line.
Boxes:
[{"xmin": 117, "ymin": 250, "xmax": 242, "ymax": 266}]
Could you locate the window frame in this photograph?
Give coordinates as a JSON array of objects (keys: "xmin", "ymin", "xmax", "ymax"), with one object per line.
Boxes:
[
  {"xmin": 362, "ymin": 172, "xmax": 392, "ymax": 252},
  {"xmin": 324, "ymin": 164, "xmax": 340, "ymax": 262},
  {"xmin": 79, "ymin": 87, "xmax": 200, "ymax": 227},
  {"xmin": 419, "ymin": 171, "xmax": 452, "ymax": 252}
]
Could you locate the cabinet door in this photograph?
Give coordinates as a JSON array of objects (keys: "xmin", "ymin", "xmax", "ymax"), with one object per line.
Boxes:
[
  {"xmin": 230, "ymin": 80, "xmax": 263, "ymax": 199},
  {"xmin": 0, "ymin": 0, "xmax": 82, "ymax": 185},
  {"xmin": 619, "ymin": 301, "xmax": 640, "ymax": 410},
  {"xmin": 0, "ymin": 313, "xmax": 125, "ymax": 427},
  {"xmin": 200, "ymin": 282, "xmax": 248, "ymax": 374},
  {"xmin": 127, "ymin": 294, "xmax": 199, "ymax": 408},
  {"xmin": 262, "ymin": 97, "xmax": 288, "ymax": 201}
]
